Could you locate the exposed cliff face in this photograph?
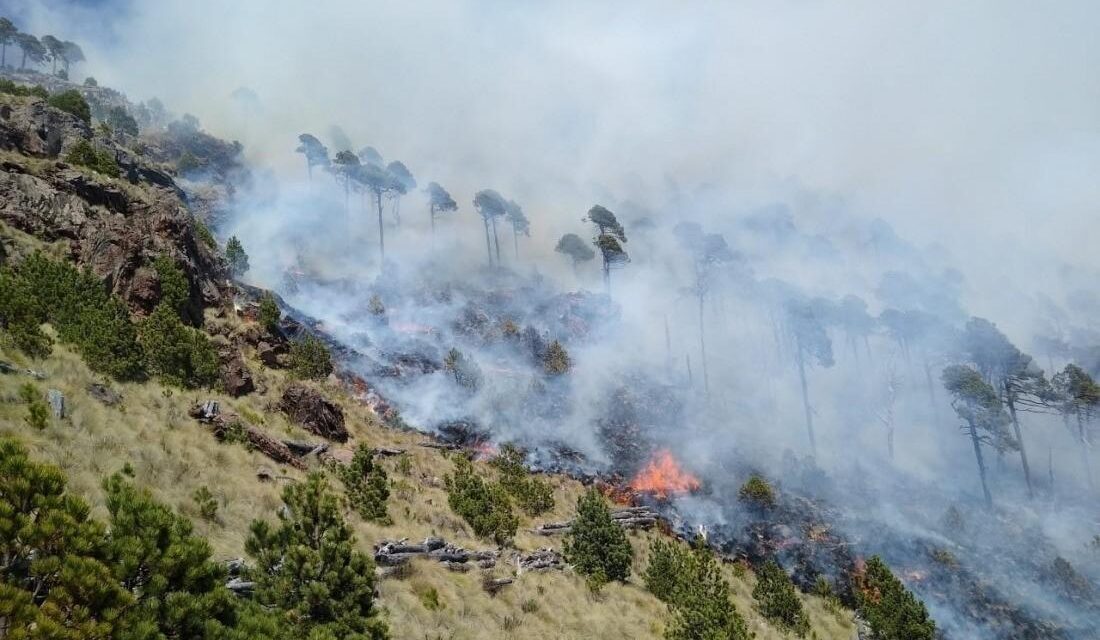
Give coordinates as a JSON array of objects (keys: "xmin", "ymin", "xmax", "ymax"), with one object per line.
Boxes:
[{"xmin": 0, "ymin": 93, "xmax": 226, "ymax": 324}]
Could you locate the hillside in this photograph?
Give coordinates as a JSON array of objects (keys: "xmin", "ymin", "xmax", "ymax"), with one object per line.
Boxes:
[{"xmin": 0, "ymin": 83, "xmax": 859, "ymax": 638}]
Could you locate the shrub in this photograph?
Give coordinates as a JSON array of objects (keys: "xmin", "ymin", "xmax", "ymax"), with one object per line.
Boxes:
[
  {"xmin": 48, "ymin": 89, "xmax": 92, "ymax": 124},
  {"xmin": 753, "ymin": 559, "xmax": 810, "ymax": 637},
  {"xmin": 288, "ymin": 335, "xmax": 333, "ymax": 380},
  {"xmin": 177, "ymin": 151, "xmax": 202, "ymax": 174},
  {"xmin": 414, "ymin": 583, "xmax": 443, "ymax": 611},
  {"xmin": 542, "ymin": 340, "xmax": 571, "ymax": 375},
  {"xmin": 246, "ymin": 472, "xmax": 388, "ymax": 639},
  {"xmin": 446, "ymin": 456, "xmax": 518, "ymax": 545},
  {"xmin": 491, "ymin": 444, "xmax": 555, "ymax": 516},
  {"xmin": 444, "ymin": 347, "xmax": 482, "ymax": 391},
  {"xmin": 106, "ymin": 105, "xmax": 139, "ymax": 136},
  {"xmin": 367, "ymin": 294, "xmax": 385, "ymax": 316},
  {"xmin": 152, "ymin": 255, "xmax": 190, "ymax": 317},
  {"xmin": 139, "ymin": 303, "xmax": 220, "ymax": 388},
  {"xmin": 647, "ymin": 539, "xmax": 752, "ymax": 640},
  {"xmin": 225, "ymin": 235, "xmax": 249, "ymax": 276},
  {"xmin": 19, "ymin": 383, "xmax": 48, "ymax": 430},
  {"xmin": 84, "ymin": 76, "xmax": 98, "ymax": 87},
  {"xmin": 0, "ymin": 79, "xmax": 48, "ymax": 98},
  {"xmin": 340, "ymin": 444, "xmax": 390, "ymax": 523},
  {"xmin": 564, "ymin": 489, "xmax": 633, "ymax": 587},
  {"xmin": 856, "ymin": 556, "xmax": 935, "ymax": 640},
  {"xmin": 64, "ymin": 138, "xmax": 120, "ymax": 177},
  {"xmin": 192, "ymin": 485, "xmax": 218, "ymax": 522},
  {"xmin": 738, "ymin": 474, "xmax": 775, "ymax": 508},
  {"xmin": 194, "ymin": 218, "xmax": 217, "ymax": 249},
  {"xmin": 258, "ymin": 292, "xmax": 280, "ymax": 332},
  {"xmin": 2, "ymin": 253, "xmax": 143, "ymax": 379}
]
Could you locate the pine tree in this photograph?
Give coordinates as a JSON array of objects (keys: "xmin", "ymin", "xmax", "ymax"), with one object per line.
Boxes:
[
  {"xmin": 445, "ymin": 456, "xmax": 517, "ymax": 545},
  {"xmin": 563, "ymin": 489, "xmax": 633, "ymax": 586},
  {"xmin": 340, "ymin": 444, "xmax": 390, "ymax": 523},
  {"xmin": 856, "ymin": 556, "xmax": 935, "ymax": 640},
  {"xmin": 665, "ymin": 546, "xmax": 751, "ymax": 640},
  {"xmin": 225, "ymin": 236, "xmax": 249, "ymax": 278},
  {"xmin": 102, "ymin": 473, "xmax": 239, "ymax": 638},
  {"xmin": 245, "ymin": 473, "xmax": 388, "ymax": 639},
  {"xmin": 752, "ymin": 559, "xmax": 809, "ymax": 637},
  {"xmin": 0, "ymin": 438, "xmax": 131, "ymax": 639}
]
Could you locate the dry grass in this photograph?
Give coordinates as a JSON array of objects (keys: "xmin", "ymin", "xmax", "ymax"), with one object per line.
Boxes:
[{"xmin": 0, "ymin": 317, "xmax": 854, "ymax": 640}]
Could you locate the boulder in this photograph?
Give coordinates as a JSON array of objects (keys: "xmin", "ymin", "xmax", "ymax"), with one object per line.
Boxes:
[
  {"xmin": 220, "ymin": 352, "xmax": 255, "ymax": 397},
  {"xmin": 47, "ymin": 389, "xmax": 65, "ymax": 418},
  {"xmin": 278, "ymin": 383, "xmax": 348, "ymax": 442},
  {"xmin": 86, "ymin": 383, "xmax": 121, "ymax": 406}
]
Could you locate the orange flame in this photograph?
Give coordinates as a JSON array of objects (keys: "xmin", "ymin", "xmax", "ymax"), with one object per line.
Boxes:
[{"xmin": 629, "ymin": 450, "xmax": 700, "ymax": 499}]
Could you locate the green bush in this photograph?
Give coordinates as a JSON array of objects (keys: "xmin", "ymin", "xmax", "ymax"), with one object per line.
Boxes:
[
  {"xmin": 288, "ymin": 335, "xmax": 333, "ymax": 380},
  {"xmin": 0, "ymin": 79, "xmax": 49, "ymax": 98},
  {"xmin": 444, "ymin": 347, "xmax": 482, "ymax": 391},
  {"xmin": 139, "ymin": 303, "xmax": 219, "ymax": 388},
  {"xmin": 491, "ymin": 444, "xmax": 555, "ymax": 516},
  {"xmin": 64, "ymin": 138, "xmax": 120, "ymax": 177},
  {"xmin": 856, "ymin": 556, "xmax": 936, "ymax": 640},
  {"xmin": 738, "ymin": 474, "xmax": 775, "ymax": 508},
  {"xmin": 340, "ymin": 444, "xmax": 390, "ymax": 523},
  {"xmin": 194, "ymin": 218, "xmax": 217, "ymax": 249},
  {"xmin": 105, "ymin": 105, "xmax": 139, "ymax": 136},
  {"xmin": 0, "ymin": 253, "xmax": 144, "ymax": 379},
  {"xmin": 193, "ymin": 486, "xmax": 218, "ymax": 522},
  {"xmin": 152, "ymin": 255, "xmax": 190, "ymax": 318},
  {"xmin": 646, "ymin": 539, "xmax": 751, "ymax": 640},
  {"xmin": 258, "ymin": 292, "xmax": 279, "ymax": 332},
  {"xmin": 19, "ymin": 383, "xmax": 49, "ymax": 430},
  {"xmin": 753, "ymin": 559, "xmax": 810, "ymax": 637},
  {"xmin": 225, "ymin": 235, "xmax": 249, "ymax": 276},
  {"xmin": 563, "ymin": 489, "xmax": 633, "ymax": 587},
  {"xmin": 446, "ymin": 456, "xmax": 518, "ymax": 545},
  {"xmin": 48, "ymin": 89, "xmax": 92, "ymax": 124}
]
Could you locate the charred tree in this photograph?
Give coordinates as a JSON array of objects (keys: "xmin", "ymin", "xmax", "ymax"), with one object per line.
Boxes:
[{"xmin": 942, "ymin": 364, "xmax": 1018, "ymax": 507}]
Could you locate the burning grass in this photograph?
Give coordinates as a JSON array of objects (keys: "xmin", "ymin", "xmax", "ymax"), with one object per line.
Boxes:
[{"xmin": 629, "ymin": 449, "xmax": 701, "ymax": 500}]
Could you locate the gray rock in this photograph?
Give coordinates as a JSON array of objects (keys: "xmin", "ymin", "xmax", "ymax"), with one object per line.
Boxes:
[
  {"xmin": 47, "ymin": 389, "xmax": 65, "ymax": 418},
  {"xmin": 87, "ymin": 382, "xmax": 121, "ymax": 406}
]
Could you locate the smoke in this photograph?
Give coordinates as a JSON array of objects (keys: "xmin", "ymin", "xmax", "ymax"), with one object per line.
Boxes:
[{"xmin": 13, "ymin": 0, "xmax": 1100, "ymax": 636}]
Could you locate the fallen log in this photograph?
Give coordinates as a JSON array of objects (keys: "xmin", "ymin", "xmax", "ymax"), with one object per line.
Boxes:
[
  {"xmin": 420, "ymin": 441, "xmax": 462, "ymax": 452},
  {"xmin": 373, "ymin": 447, "xmax": 406, "ymax": 457},
  {"xmin": 225, "ymin": 577, "xmax": 254, "ymax": 597},
  {"xmin": 283, "ymin": 440, "xmax": 329, "ymax": 456},
  {"xmin": 534, "ymin": 506, "xmax": 661, "ymax": 535},
  {"xmin": 190, "ymin": 401, "xmax": 307, "ymax": 471},
  {"xmin": 482, "ymin": 577, "xmax": 513, "ymax": 595},
  {"xmin": 517, "ymin": 548, "xmax": 564, "ymax": 572},
  {"xmin": 374, "ymin": 537, "xmax": 497, "ymax": 571}
]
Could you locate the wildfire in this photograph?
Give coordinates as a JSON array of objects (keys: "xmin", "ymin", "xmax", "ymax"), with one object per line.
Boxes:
[
  {"xmin": 629, "ymin": 450, "xmax": 700, "ymax": 499},
  {"xmin": 473, "ymin": 441, "xmax": 499, "ymax": 461}
]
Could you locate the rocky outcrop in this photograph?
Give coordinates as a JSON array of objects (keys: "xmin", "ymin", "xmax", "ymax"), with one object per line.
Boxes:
[
  {"xmin": 278, "ymin": 383, "xmax": 348, "ymax": 442},
  {"xmin": 0, "ymin": 94, "xmax": 227, "ymax": 322},
  {"xmin": 220, "ymin": 352, "xmax": 255, "ymax": 397}
]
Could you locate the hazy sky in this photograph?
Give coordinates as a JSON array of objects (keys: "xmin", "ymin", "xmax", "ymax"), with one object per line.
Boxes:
[{"xmin": 11, "ymin": 1, "xmax": 1100, "ymax": 268}]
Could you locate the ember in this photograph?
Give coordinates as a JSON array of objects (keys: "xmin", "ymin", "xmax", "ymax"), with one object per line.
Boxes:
[{"xmin": 629, "ymin": 449, "xmax": 700, "ymax": 499}]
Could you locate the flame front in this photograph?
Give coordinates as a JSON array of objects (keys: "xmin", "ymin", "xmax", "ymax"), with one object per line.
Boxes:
[{"xmin": 629, "ymin": 449, "xmax": 700, "ymax": 499}]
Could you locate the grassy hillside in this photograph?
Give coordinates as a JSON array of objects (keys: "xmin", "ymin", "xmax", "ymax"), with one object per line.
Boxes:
[{"xmin": 0, "ymin": 328, "xmax": 856, "ymax": 640}]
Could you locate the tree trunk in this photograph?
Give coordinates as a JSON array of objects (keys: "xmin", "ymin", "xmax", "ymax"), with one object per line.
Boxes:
[
  {"xmin": 20, "ymin": 49, "xmax": 26, "ymax": 70},
  {"xmin": 685, "ymin": 353, "xmax": 693, "ymax": 387},
  {"xmin": 393, "ymin": 196, "xmax": 401, "ymax": 226},
  {"xmin": 1, "ymin": 44, "xmax": 5, "ymax": 69},
  {"xmin": 602, "ymin": 258, "xmax": 611, "ymax": 295},
  {"xmin": 698, "ymin": 294, "xmax": 709, "ymax": 396},
  {"xmin": 375, "ymin": 190, "xmax": 385, "ymax": 262},
  {"xmin": 1005, "ymin": 392, "xmax": 1034, "ymax": 499},
  {"xmin": 483, "ymin": 218, "xmax": 493, "ymax": 266},
  {"xmin": 796, "ymin": 344, "xmax": 817, "ymax": 457},
  {"xmin": 967, "ymin": 419, "xmax": 993, "ymax": 507},
  {"xmin": 1076, "ymin": 412, "xmax": 1094, "ymax": 491},
  {"xmin": 512, "ymin": 225, "xmax": 519, "ymax": 260},
  {"xmin": 490, "ymin": 216, "xmax": 501, "ymax": 265}
]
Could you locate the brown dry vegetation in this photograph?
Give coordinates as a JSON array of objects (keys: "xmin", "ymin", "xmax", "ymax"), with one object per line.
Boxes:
[{"xmin": 0, "ymin": 301, "xmax": 854, "ymax": 640}]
